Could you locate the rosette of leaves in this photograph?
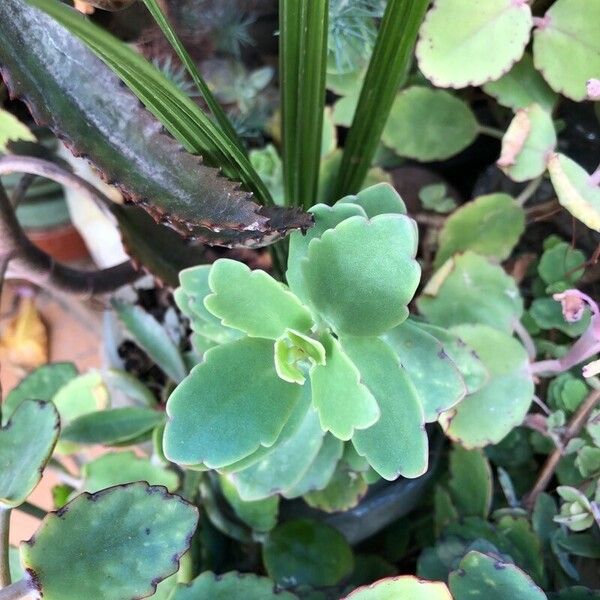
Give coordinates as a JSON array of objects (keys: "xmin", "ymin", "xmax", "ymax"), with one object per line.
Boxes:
[{"xmin": 164, "ymin": 184, "xmax": 483, "ymax": 501}]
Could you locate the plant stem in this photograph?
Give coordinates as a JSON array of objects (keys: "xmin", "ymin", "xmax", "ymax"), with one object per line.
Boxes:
[
  {"xmin": 333, "ymin": 0, "xmax": 431, "ymax": 199},
  {"xmin": 478, "ymin": 125, "xmax": 505, "ymax": 140},
  {"xmin": 524, "ymin": 389, "xmax": 600, "ymax": 511},
  {"xmin": 0, "ymin": 580, "xmax": 39, "ymax": 600},
  {"xmin": 0, "ymin": 509, "xmax": 11, "ymax": 589},
  {"xmin": 15, "ymin": 503, "xmax": 46, "ymax": 521},
  {"xmin": 516, "ymin": 175, "xmax": 544, "ymax": 207}
]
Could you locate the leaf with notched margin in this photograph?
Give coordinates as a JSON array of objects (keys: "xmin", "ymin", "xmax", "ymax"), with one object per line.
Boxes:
[{"xmin": 0, "ymin": 0, "xmax": 310, "ymax": 247}]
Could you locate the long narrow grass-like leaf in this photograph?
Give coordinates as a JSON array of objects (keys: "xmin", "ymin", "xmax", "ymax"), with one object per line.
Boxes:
[
  {"xmin": 140, "ymin": 0, "xmax": 251, "ymax": 161},
  {"xmin": 25, "ymin": 0, "xmax": 273, "ymax": 205},
  {"xmin": 333, "ymin": 0, "xmax": 431, "ymax": 199},
  {"xmin": 280, "ymin": 0, "xmax": 329, "ymax": 209}
]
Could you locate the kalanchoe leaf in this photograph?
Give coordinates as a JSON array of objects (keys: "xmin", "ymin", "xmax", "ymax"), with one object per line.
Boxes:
[
  {"xmin": 538, "ymin": 242, "xmax": 586, "ymax": 292},
  {"xmin": 342, "ymin": 576, "xmax": 452, "ymax": 599},
  {"xmin": 340, "ymin": 183, "xmax": 407, "ymax": 217},
  {"xmin": 82, "ymin": 451, "xmax": 179, "ymax": 493},
  {"xmin": 435, "ymin": 195, "xmax": 525, "ymax": 269},
  {"xmin": 170, "ymin": 571, "xmax": 298, "ymax": 600},
  {"xmin": 263, "ymin": 519, "xmax": 354, "ymax": 588},
  {"xmin": 418, "ymin": 252, "xmax": 523, "ymax": 332},
  {"xmin": 342, "ymin": 336, "xmax": 428, "ymax": 480},
  {"xmin": 416, "ymin": 0, "xmax": 532, "ymax": 88},
  {"xmin": 283, "ymin": 434, "xmax": 344, "ymax": 499},
  {"xmin": 533, "ymin": 0, "xmax": 600, "ymax": 101},
  {"xmin": 384, "ymin": 320, "xmax": 466, "ymax": 422},
  {"xmin": 449, "ymin": 551, "xmax": 547, "ymax": 600},
  {"xmin": 113, "ymin": 300, "xmax": 187, "ymax": 383},
  {"xmin": 20, "ymin": 483, "xmax": 199, "ymax": 600},
  {"xmin": 547, "ymin": 153, "xmax": 600, "ymax": 233},
  {"xmin": 2, "ymin": 362, "xmax": 78, "ymax": 424},
  {"xmin": 164, "ymin": 337, "xmax": 302, "ymax": 469},
  {"xmin": 204, "ymin": 259, "xmax": 314, "ymax": 339},
  {"xmin": 410, "ymin": 321, "xmax": 489, "ymax": 395},
  {"xmin": 274, "ymin": 329, "xmax": 326, "ymax": 385},
  {"xmin": 381, "ymin": 87, "xmax": 478, "ymax": 162},
  {"xmin": 287, "ymin": 202, "xmax": 367, "ymax": 300},
  {"xmin": 439, "ymin": 325, "xmax": 534, "ymax": 448},
  {"xmin": 483, "ymin": 52, "xmax": 557, "ymax": 111},
  {"xmin": 0, "ymin": 0, "xmax": 310, "ymax": 247},
  {"xmin": 310, "ymin": 332, "xmax": 380, "ymax": 440},
  {"xmin": 0, "ymin": 400, "xmax": 60, "ymax": 509},
  {"xmin": 497, "ymin": 104, "xmax": 557, "ymax": 183},
  {"xmin": 303, "ymin": 464, "xmax": 368, "ymax": 513},
  {"xmin": 302, "ymin": 214, "xmax": 420, "ymax": 336}
]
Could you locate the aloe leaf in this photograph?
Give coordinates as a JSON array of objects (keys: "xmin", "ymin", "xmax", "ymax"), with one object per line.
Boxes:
[
  {"xmin": 342, "ymin": 337, "xmax": 428, "ymax": 480},
  {"xmin": 416, "ymin": 0, "xmax": 532, "ymax": 89},
  {"xmin": 449, "ymin": 551, "xmax": 547, "ymax": 600},
  {"xmin": 342, "ymin": 576, "xmax": 452, "ymax": 599},
  {"xmin": 498, "ymin": 104, "xmax": 557, "ymax": 183},
  {"xmin": 204, "ymin": 259, "xmax": 314, "ymax": 339},
  {"xmin": 435, "ymin": 194, "xmax": 525, "ymax": 269},
  {"xmin": 171, "ymin": 572, "xmax": 298, "ymax": 600},
  {"xmin": 439, "ymin": 325, "xmax": 534, "ymax": 448},
  {"xmin": 310, "ymin": 333, "xmax": 380, "ymax": 440},
  {"xmin": 301, "ymin": 214, "xmax": 421, "ymax": 336},
  {"xmin": 61, "ymin": 408, "xmax": 165, "ymax": 446},
  {"xmin": 82, "ymin": 451, "xmax": 179, "ymax": 493},
  {"xmin": 533, "ymin": 0, "xmax": 600, "ymax": 101},
  {"xmin": 113, "ymin": 300, "xmax": 187, "ymax": 384},
  {"xmin": 2, "ymin": 0, "xmax": 309, "ymax": 246},
  {"xmin": 0, "ymin": 401, "xmax": 60, "ymax": 509},
  {"xmin": 334, "ymin": 0, "xmax": 431, "ymax": 197},
  {"xmin": 2, "ymin": 363, "xmax": 77, "ymax": 424},
  {"xmin": 384, "ymin": 320, "xmax": 466, "ymax": 422},
  {"xmin": 263, "ymin": 519, "xmax": 354, "ymax": 587},
  {"xmin": 280, "ymin": 0, "xmax": 329, "ymax": 208},
  {"xmin": 164, "ymin": 338, "xmax": 302, "ymax": 469},
  {"xmin": 19, "ymin": 483, "xmax": 198, "ymax": 600}
]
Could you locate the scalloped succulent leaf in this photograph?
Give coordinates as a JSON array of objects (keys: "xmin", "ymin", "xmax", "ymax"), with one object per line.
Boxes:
[
  {"xmin": 204, "ymin": 259, "xmax": 313, "ymax": 339},
  {"xmin": 287, "ymin": 202, "xmax": 367, "ymax": 300},
  {"xmin": 533, "ymin": 0, "xmax": 600, "ymax": 101},
  {"xmin": 384, "ymin": 320, "xmax": 466, "ymax": 422},
  {"xmin": 439, "ymin": 325, "xmax": 534, "ymax": 448},
  {"xmin": 381, "ymin": 87, "xmax": 478, "ymax": 161},
  {"xmin": 418, "ymin": 252, "xmax": 523, "ymax": 331},
  {"xmin": 483, "ymin": 53, "xmax": 557, "ymax": 111},
  {"xmin": 548, "ymin": 153, "xmax": 600, "ymax": 233},
  {"xmin": 416, "ymin": 0, "xmax": 532, "ymax": 88},
  {"xmin": 303, "ymin": 465, "xmax": 367, "ymax": 513},
  {"xmin": 435, "ymin": 194, "xmax": 525, "ymax": 268},
  {"xmin": 263, "ymin": 519, "xmax": 354, "ymax": 587},
  {"xmin": 342, "ymin": 337, "xmax": 428, "ymax": 480},
  {"xmin": 343, "ymin": 576, "xmax": 452, "ymax": 599},
  {"xmin": 310, "ymin": 333, "xmax": 380, "ymax": 440},
  {"xmin": 409, "ymin": 321, "xmax": 489, "ymax": 395},
  {"xmin": 82, "ymin": 451, "xmax": 179, "ymax": 493},
  {"xmin": 339, "ymin": 183, "xmax": 407, "ymax": 218},
  {"xmin": 20, "ymin": 483, "xmax": 199, "ymax": 600},
  {"xmin": 171, "ymin": 571, "xmax": 298, "ymax": 600},
  {"xmin": 302, "ymin": 214, "xmax": 420, "ymax": 336},
  {"xmin": 0, "ymin": 401, "xmax": 59, "ymax": 508},
  {"xmin": 2, "ymin": 362, "xmax": 77, "ymax": 424},
  {"xmin": 164, "ymin": 337, "xmax": 302, "ymax": 469},
  {"xmin": 498, "ymin": 104, "xmax": 557, "ymax": 182},
  {"xmin": 449, "ymin": 551, "xmax": 547, "ymax": 600}
]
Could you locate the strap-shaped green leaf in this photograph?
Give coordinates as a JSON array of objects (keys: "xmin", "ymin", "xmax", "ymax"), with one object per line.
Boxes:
[
  {"xmin": 0, "ymin": 401, "xmax": 59, "ymax": 509},
  {"xmin": 20, "ymin": 483, "xmax": 198, "ymax": 600},
  {"xmin": 384, "ymin": 320, "xmax": 466, "ymax": 422},
  {"xmin": 164, "ymin": 338, "xmax": 302, "ymax": 469},
  {"xmin": 342, "ymin": 337, "xmax": 428, "ymax": 480},
  {"xmin": 204, "ymin": 259, "xmax": 314, "ymax": 339},
  {"xmin": 439, "ymin": 325, "xmax": 534, "ymax": 448},
  {"xmin": 171, "ymin": 571, "xmax": 298, "ymax": 600},
  {"xmin": 310, "ymin": 333, "xmax": 380, "ymax": 440},
  {"xmin": 301, "ymin": 214, "xmax": 420, "ymax": 336},
  {"xmin": 2, "ymin": 0, "xmax": 310, "ymax": 246}
]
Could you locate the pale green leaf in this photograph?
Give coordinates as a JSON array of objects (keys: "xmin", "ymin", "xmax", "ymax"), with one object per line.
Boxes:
[
  {"xmin": 340, "ymin": 183, "xmax": 407, "ymax": 218},
  {"xmin": 304, "ymin": 465, "xmax": 367, "ymax": 513},
  {"xmin": 0, "ymin": 107, "xmax": 36, "ymax": 152},
  {"xmin": 343, "ymin": 576, "xmax": 452, "ymax": 599}
]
